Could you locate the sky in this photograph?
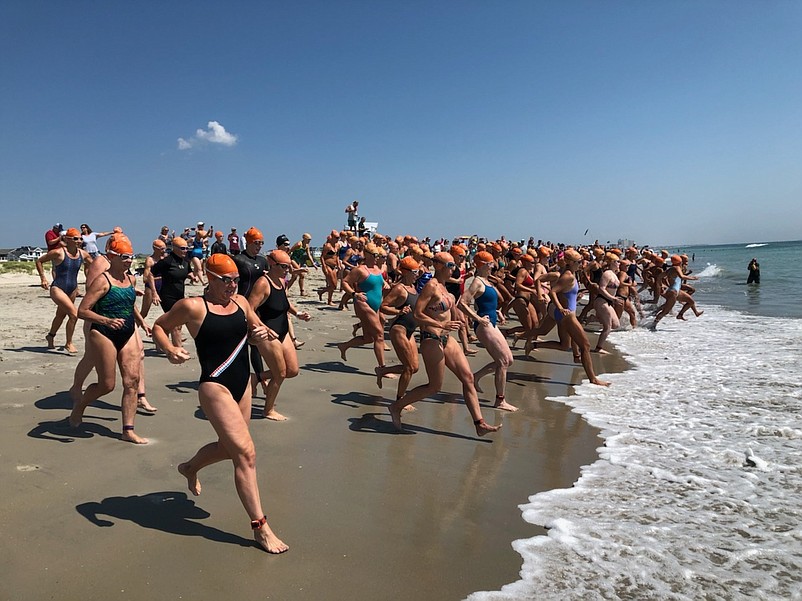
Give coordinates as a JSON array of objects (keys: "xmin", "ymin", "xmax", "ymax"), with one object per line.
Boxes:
[{"xmin": 2, "ymin": 1, "xmax": 801, "ymax": 252}]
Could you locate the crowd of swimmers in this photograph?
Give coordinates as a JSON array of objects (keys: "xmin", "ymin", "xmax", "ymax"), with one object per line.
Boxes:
[{"xmin": 34, "ymin": 223, "xmax": 705, "ymax": 555}]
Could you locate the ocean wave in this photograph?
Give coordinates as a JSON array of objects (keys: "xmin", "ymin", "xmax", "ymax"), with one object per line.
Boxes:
[
  {"xmin": 745, "ymin": 243, "xmax": 768, "ymax": 248},
  {"xmin": 695, "ymin": 263, "xmax": 721, "ymax": 278},
  {"xmin": 469, "ymin": 306, "xmax": 802, "ymax": 601}
]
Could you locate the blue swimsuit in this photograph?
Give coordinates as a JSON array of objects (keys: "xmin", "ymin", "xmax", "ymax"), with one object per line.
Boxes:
[
  {"xmin": 473, "ymin": 278, "xmax": 499, "ymax": 329},
  {"xmin": 359, "ymin": 272, "xmax": 385, "ymax": 312},
  {"xmin": 52, "ymin": 250, "xmax": 83, "ymax": 295},
  {"xmin": 554, "ymin": 278, "xmax": 579, "ymax": 323}
]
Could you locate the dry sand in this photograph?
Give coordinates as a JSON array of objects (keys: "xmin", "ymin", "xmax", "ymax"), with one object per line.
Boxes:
[{"xmin": 0, "ymin": 270, "xmax": 627, "ymax": 600}]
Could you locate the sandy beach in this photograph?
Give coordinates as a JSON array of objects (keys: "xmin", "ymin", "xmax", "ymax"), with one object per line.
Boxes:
[{"xmin": 0, "ymin": 269, "xmax": 626, "ymax": 600}]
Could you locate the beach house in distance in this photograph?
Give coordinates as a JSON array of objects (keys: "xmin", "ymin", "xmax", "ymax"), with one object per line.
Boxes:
[{"xmin": 0, "ymin": 246, "xmax": 46, "ymax": 262}]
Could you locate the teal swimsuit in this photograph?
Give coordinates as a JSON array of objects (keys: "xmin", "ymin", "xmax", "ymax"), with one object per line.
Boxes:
[
  {"xmin": 91, "ymin": 273, "xmax": 137, "ymax": 351},
  {"xmin": 359, "ymin": 272, "xmax": 384, "ymax": 312}
]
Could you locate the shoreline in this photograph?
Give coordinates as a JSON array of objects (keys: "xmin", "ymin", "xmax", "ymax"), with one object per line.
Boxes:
[{"xmin": 1, "ymin": 270, "xmax": 628, "ymax": 600}]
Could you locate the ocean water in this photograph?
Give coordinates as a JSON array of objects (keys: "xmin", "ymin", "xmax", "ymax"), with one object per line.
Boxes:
[{"xmin": 470, "ymin": 240, "xmax": 802, "ymax": 600}]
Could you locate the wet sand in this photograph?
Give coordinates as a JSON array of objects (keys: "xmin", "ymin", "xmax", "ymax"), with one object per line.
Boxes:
[{"xmin": 0, "ymin": 271, "xmax": 627, "ymax": 600}]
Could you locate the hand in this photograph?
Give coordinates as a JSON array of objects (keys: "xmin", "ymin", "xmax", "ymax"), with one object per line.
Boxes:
[
  {"xmin": 140, "ymin": 323, "xmax": 153, "ymax": 337},
  {"xmin": 497, "ymin": 313, "xmax": 506, "ymax": 325},
  {"xmin": 166, "ymin": 347, "xmax": 191, "ymax": 364},
  {"xmin": 249, "ymin": 324, "xmax": 269, "ymax": 341},
  {"xmin": 400, "ymin": 306, "xmax": 411, "ymax": 315},
  {"xmin": 104, "ymin": 317, "xmax": 126, "ymax": 330},
  {"xmin": 153, "ymin": 295, "xmax": 161, "ymax": 306},
  {"xmin": 445, "ymin": 320, "xmax": 461, "ymax": 331},
  {"xmin": 40, "ymin": 279, "xmax": 49, "ymax": 290},
  {"xmin": 297, "ymin": 311, "xmax": 311, "ymax": 322}
]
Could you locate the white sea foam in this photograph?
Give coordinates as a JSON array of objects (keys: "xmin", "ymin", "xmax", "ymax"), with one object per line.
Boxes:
[
  {"xmin": 696, "ymin": 263, "xmax": 721, "ymax": 278},
  {"xmin": 469, "ymin": 306, "xmax": 802, "ymax": 601},
  {"xmin": 746, "ymin": 243, "xmax": 768, "ymax": 248}
]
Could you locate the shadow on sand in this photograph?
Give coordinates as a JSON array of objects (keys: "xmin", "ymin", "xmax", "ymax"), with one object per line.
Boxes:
[{"xmin": 76, "ymin": 491, "xmax": 254, "ymax": 548}]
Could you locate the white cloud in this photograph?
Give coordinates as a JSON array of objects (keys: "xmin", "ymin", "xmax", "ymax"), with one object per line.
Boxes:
[{"xmin": 177, "ymin": 121, "xmax": 238, "ymax": 150}]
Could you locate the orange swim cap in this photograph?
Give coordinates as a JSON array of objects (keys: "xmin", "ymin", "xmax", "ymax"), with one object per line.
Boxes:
[
  {"xmin": 653, "ymin": 256, "xmax": 665, "ymax": 266},
  {"xmin": 671, "ymin": 254, "xmax": 682, "ymax": 266},
  {"xmin": 605, "ymin": 252, "xmax": 620, "ymax": 263},
  {"xmin": 108, "ymin": 237, "xmax": 134, "ymax": 255},
  {"xmin": 206, "ymin": 253, "xmax": 238, "ymax": 275},
  {"xmin": 172, "ymin": 236, "xmax": 188, "ymax": 248},
  {"xmin": 521, "ymin": 254, "xmax": 535, "ymax": 263},
  {"xmin": 473, "ymin": 251, "xmax": 494, "ymax": 266},
  {"xmin": 152, "ymin": 239, "xmax": 166, "ymax": 249},
  {"xmin": 537, "ymin": 246, "xmax": 552, "ymax": 258},
  {"xmin": 610, "ymin": 248, "xmax": 622, "ymax": 256},
  {"xmin": 564, "ymin": 249, "xmax": 582, "ymax": 262},
  {"xmin": 268, "ymin": 249, "xmax": 291, "ymax": 265},
  {"xmin": 510, "ymin": 247, "xmax": 523, "ymax": 256},
  {"xmin": 244, "ymin": 227, "xmax": 264, "ymax": 242},
  {"xmin": 65, "ymin": 227, "xmax": 81, "ymax": 238},
  {"xmin": 449, "ymin": 245, "xmax": 466, "ymax": 257},
  {"xmin": 399, "ymin": 256, "xmax": 421, "ymax": 271}
]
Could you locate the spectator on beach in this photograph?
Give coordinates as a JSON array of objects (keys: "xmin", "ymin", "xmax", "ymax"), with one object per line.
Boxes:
[
  {"xmin": 357, "ymin": 217, "xmax": 368, "ymax": 238},
  {"xmin": 248, "ymin": 249, "xmax": 311, "ymax": 421},
  {"xmin": 747, "ymin": 258, "xmax": 760, "ymax": 284},
  {"xmin": 79, "ymin": 224, "xmax": 113, "ymax": 259},
  {"xmin": 345, "ymin": 200, "xmax": 359, "ymax": 231},
  {"xmin": 71, "ymin": 236, "xmax": 149, "ymax": 444},
  {"xmin": 158, "ymin": 226, "xmax": 174, "ymax": 251},
  {"xmin": 228, "ymin": 227, "xmax": 241, "ymax": 255},
  {"xmin": 388, "ymin": 252, "xmax": 503, "ymax": 436},
  {"xmin": 36, "ymin": 227, "xmax": 93, "ymax": 354},
  {"xmin": 45, "ymin": 223, "xmax": 64, "ymax": 252},
  {"xmin": 152, "ymin": 253, "xmax": 289, "ymax": 554}
]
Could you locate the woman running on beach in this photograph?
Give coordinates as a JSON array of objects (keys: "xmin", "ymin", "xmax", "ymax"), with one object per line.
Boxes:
[
  {"xmin": 70, "ymin": 237, "xmax": 149, "ymax": 443},
  {"xmin": 140, "ymin": 239, "xmax": 166, "ymax": 319},
  {"xmin": 458, "ymin": 251, "xmax": 517, "ymax": 412},
  {"xmin": 653, "ymin": 255, "xmax": 703, "ymax": 327},
  {"xmin": 376, "ymin": 256, "xmax": 422, "ymax": 401},
  {"xmin": 152, "ymin": 253, "xmax": 289, "ymax": 554},
  {"xmin": 286, "ymin": 233, "xmax": 316, "ymax": 296},
  {"xmin": 388, "ymin": 252, "xmax": 503, "ymax": 436},
  {"xmin": 503, "ymin": 253, "xmax": 539, "ymax": 341},
  {"xmin": 592, "ymin": 253, "xmax": 623, "ymax": 354},
  {"xmin": 523, "ymin": 249, "xmax": 610, "ymax": 387},
  {"xmin": 317, "ymin": 231, "xmax": 341, "ymax": 306},
  {"xmin": 151, "ymin": 236, "xmax": 194, "ymax": 349},
  {"xmin": 336, "ymin": 243, "xmax": 391, "ymax": 376},
  {"xmin": 36, "ymin": 227, "xmax": 94, "ymax": 354},
  {"xmin": 248, "ymin": 250, "xmax": 311, "ymax": 421}
]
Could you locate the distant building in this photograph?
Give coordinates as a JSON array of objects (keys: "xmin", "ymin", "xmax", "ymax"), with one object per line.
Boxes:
[
  {"xmin": 4, "ymin": 246, "xmax": 46, "ymax": 261},
  {"xmin": 617, "ymin": 239, "xmax": 635, "ymax": 249}
]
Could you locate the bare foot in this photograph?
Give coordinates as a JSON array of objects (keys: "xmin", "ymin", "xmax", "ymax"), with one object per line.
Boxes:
[
  {"xmin": 494, "ymin": 399, "xmax": 518, "ymax": 412},
  {"xmin": 573, "ymin": 354, "xmax": 582, "ymax": 364},
  {"xmin": 178, "ymin": 462, "xmax": 201, "ymax": 495},
  {"xmin": 593, "ymin": 348, "xmax": 610, "ymax": 355},
  {"xmin": 696, "ymin": 310, "xmax": 704, "ymax": 317},
  {"xmin": 375, "ymin": 366, "xmax": 385, "ymax": 389},
  {"xmin": 293, "ymin": 339, "xmax": 305, "ymax": 349},
  {"xmin": 337, "ymin": 343, "xmax": 347, "ymax": 362},
  {"xmin": 254, "ymin": 523, "xmax": 289, "ymax": 554},
  {"xmin": 464, "ymin": 347, "xmax": 479, "ymax": 356},
  {"xmin": 352, "ymin": 323, "xmax": 360, "ymax": 337},
  {"xmin": 590, "ymin": 378, "xmax": 611, "ymax": 387},
  {"xmin": 65, "ymin": 343, "xmax": 78, "ymax": 355},
  {"xmin": 122, "ymin": 429, "xmax": 149, "ymax": 444},
  {"xmin": 137, "ymin": 396, "xmax": 158, "ymax": 412},
  {"xmin": 474, "ymin": 419, "xmax": 502, "ymax": 437},
  {"xmin": 403, "ymin": 405, "xmax": 416, "ymax": 412},
  {"xmin": 45, "ymin": 333, "xmax": 56, "ymax": 349},
  {"xmin": 388, "ymin": 404, "xmax": 404, "ymax": 431},
  {"xmin": 317, "ymin": 290, "xmax": 324, "ymax": 302},
  {"xmin": 524, "ymin": 339, "xmax": 536, "ymax": 356},
  {"xmin": 264, "ymin": 410, "xmax": 288, "ymax": 421},
  {"xmin": 677, "ymin": 315, "xmax": 687, "ymax": 321}
]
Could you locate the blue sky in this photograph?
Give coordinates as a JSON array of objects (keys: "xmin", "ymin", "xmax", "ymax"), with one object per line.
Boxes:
[{"xmin": 2, "ymin": 1, "xmax": 801, "ymax": 252}]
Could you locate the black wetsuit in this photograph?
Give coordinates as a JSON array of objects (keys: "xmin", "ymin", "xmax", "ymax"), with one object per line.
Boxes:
[
  {"xmin": 234, "ymin": 252, "xmax": 268, "ymax": 298},
  {"xmin": 152, "ymin": 252, "xmax": 191, "ymax": 311},
  {"xmin": 196, "ymin": 297, "xmax": 250, "ymax": 402},
  {"xmin": 445, "ymin": 265, "xmax": 462, "ymax": 301}
]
